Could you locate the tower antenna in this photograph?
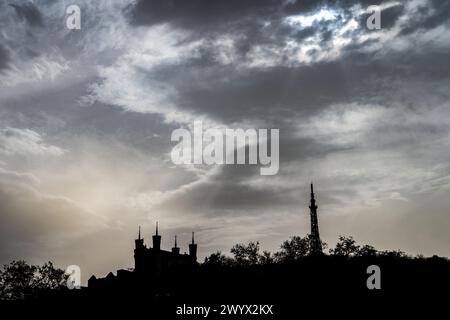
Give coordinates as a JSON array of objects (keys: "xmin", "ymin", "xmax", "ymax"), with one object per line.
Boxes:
[{"xmin": 308, "ymin": 182, "xmax": 322, "ymax": 255}]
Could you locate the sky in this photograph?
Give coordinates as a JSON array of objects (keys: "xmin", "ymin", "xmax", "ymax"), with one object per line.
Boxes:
[{"xmin": 0, "ymin": 0, "xmax": 450, "ymax": 284}]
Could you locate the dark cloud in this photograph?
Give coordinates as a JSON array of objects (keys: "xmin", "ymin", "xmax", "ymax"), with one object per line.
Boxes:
[
  {"xmin": 146, "ymin": 62, "xmax": 355, "ymax": 124},
  {"xmin": 0, "ymin": 44, "xmax": 10, "ymax": 71},
  {"xmin": 143, "ymin": 45, "xmax": 450, "ymax": 126},
  {"xmin": 400, "ymin": 0, "xmax": 450, "ymax": 35},
  {"xmin": 127, "ymin": 0, "xmax": 283, "ymax": 28},
  {"xmin": 127, "ymin": 0, "xmax": 410, "ymax": 32},
  {"xmin": 124, "ymin": 0, "xmax": 447, "ymax": 76},
  {"xmin": 0, "ymin": 77, "xmax": 178, "ymax": 160},
  {"xmin": 124, "ymin": 0, "xmax": 450, "ymax": 127},
  {"xmin": 283, "ymin": 0, "xmax": 395, "ymax": 14},
  {"xmin": 23, "ymin": 47, "xmax": 40, "ymax": 59},
  {"xmin": 125, "ymin": 0, "xmax": 328, "ymax": 56},
  {"xmin": 127, "ymin": 0, "xmax": 400, "ymax": 28},
  {"xmin": 151, "ymin": 165, "xmax": 295, "ymax": 216},
  {"xmin": 9, "ymin": 2, "xmax": 44, "ymax": 27}
]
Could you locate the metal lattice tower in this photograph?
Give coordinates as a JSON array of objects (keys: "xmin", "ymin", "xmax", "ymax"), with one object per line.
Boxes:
[{"xmin": 309, "ymin": 183, "xmax": 323, "ymax": 255}]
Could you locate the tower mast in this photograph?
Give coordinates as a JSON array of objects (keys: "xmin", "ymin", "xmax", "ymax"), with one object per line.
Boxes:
[{"xmin": 309, "ymin": 183, "xmax": 323, "ymax": 255}]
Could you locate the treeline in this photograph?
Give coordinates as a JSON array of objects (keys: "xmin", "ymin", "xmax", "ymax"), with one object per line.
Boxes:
[
  {"xmin": 0, "ymin": 261, "xmax": 68, "ymax": 300},
  {"xmin": 203, "ymin": 235, "xmax": 425, "ymax": 267},
  {"xmin": 1, "ymin": 235, "xmax": 444, "ymax": 300}
]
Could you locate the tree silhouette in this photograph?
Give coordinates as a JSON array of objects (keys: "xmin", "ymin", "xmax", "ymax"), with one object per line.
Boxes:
[
  {"xmin": 329, "ymin": 235, "xmax": 360, "ymax": 257},
  {"xmin": 230, "ymin": 241, "xmax": 260, "ymax": 266},
  {"xmin": 203, "ymin": 251, "xmax": 233, "ymax": 267},
  {"xmin": 259, "ymin": 251, "xmax": 274, "ymax": 265},
  {"xmin": 356, "ymin": 244, "xmax": 378, "ymax": 257},
  {"xmin": 204, "ymin": 235, "xmax": 412, "ymax": 269},
  {"xmin": 34, "ymin": 262, "xmax": 68, "ymax": 290},
  {"xmin": 0, "ymin": 261, "xmax": 36, "ymax": 300},
  {"xmin": 0, "ymin": 260, "xmax": 68, "ymax": 300},
  {"xmin": 379, "ymin": 249, "xmax": 408, "ymax": 259},
  {"xmin": 275, "ymin": 236, "xmax": 310, "ymax": 261}
]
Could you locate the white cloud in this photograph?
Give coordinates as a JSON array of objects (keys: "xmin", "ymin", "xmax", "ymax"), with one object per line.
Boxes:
[
  {"xmin": 284, "ymin": 8, "xmax": 338, "ymax": 28},
  {"xmin": 0, "ymin": 127, "xmax": 66, "ymax": 156},
  {"xmin": 1, "ymin": 55, "xmax": 69, "ymax": 88},
  {"xmin": 82, "ymin": 25, "xmax": 210, "ymax": 124},
  {"xmin": 297, "ymin": 102, "xmax": 450, "ymax": 148},
  {"xmin": 297, "ymin": 103, "xmax": 388, "ymax": 146}
]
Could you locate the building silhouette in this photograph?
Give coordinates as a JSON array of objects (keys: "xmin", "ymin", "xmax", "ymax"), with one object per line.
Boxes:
[
  {"xmin": 88, "ymin": 223, "xmax": 197, "ymax": 289},
  {"xmin": 309, "ymin": 183, "xmax": 323, "ymax": 255},
  {"xmin": 134, "ymin": 222, "xmax": 197, "ymax": 276}
]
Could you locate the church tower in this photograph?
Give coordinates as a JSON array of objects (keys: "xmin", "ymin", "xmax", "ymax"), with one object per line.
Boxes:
[
  {"xmin": 135, "ymin": 225, "xmax": 144, "ymax": 249},
  {"xmin": 189, "ymin": 232, "xmax": 197, "ymax": 262},
  {"xmin": 152, "ymin": 222, "xmax": 161, "ymax": 251},
  {"xmin": 309, "ymin": 183, "xmax": 323, "ymax": 255},
  {"xmin": 134, "ymin": 226, "xmax": 145, "ymax": 272}
]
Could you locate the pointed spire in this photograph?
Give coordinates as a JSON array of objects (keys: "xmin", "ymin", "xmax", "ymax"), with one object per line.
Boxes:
[
  {"xmin": 152, "ymin": 221, "xmax": 161, "ymax": 250},
  {"xmin": 189, "ymin": 231, "xmax": 197, "ymax": 261},
  {"xmin": 138, "ymin": 225, "xmax": 141, "ymax": 240},
  {"xmin": 172, "ymin": 234, "xmax": 180, "ymax": 254},
  {"xmin": 310, "ymin": 182, "xmax": 315, "ymax": 199}
]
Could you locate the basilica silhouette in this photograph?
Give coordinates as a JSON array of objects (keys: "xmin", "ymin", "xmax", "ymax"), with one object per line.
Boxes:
[
  {"xmin": 134, "ymin": 223, "xmax": 198, "ymax": 275},
  {"xmin": 88, "ymin": 223, "xmax": 198, "ymax": 290}
]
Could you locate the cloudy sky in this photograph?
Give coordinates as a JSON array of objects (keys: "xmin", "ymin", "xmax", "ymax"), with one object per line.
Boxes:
[{"xmin": 1, "ymin": 0, "xmax": 449, "ymax": 283}]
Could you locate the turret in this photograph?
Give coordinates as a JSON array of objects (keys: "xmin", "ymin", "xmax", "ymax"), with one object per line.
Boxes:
[
  {"xmin": 135, "ymin": 225, "xmax": 144, "ymax": 249},
  {"xmin": 189, "ymin": 232, "xmax": 197, "ymax": 261},
  {"xmin": 134, "ymin": 226, "xmax": 145, "ymax": 272},
  {"xmin": 172, "ymin": 235, "xmax": 180, "ymax": 254},
  {"xmin": 152, "ymin": 222, "xmax": 161, "ymax": 251}
]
